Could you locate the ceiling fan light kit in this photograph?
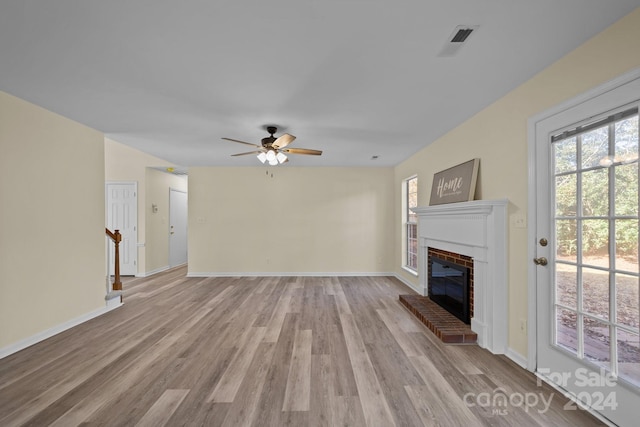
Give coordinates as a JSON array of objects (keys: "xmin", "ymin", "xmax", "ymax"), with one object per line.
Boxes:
[
  {"xmin": 260, "ymin": 148, "xmax": 286, "ymax": 165},
  {"xmin": 223, "ymin": 126, "xmax": 322, "ymax": 165},
  {"xmin": 276, "ymin": 151, "xmax": 287, "ymax": 163}
]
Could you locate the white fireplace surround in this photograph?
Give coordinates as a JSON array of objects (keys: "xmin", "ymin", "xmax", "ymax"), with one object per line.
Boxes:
[{"xmin": 412, "ymin": 199, "xmax": 508, "ymax": 354}]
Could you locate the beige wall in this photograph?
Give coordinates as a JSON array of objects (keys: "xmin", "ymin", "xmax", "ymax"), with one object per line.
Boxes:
[
  {"xmin": 146, "ymin": 168, "xmax": 188, "ymax": 273},
  {"xmin": 188, "ymin": 167, "xmax": 394, "ymax": 274},
  {"xmin": 394, "ymin": 8, "xmax": 640, "ymax": 357},
  {"xmin": 0, "ymin": 91, "xmax": 105, "ymax": 349},
  {"xmin": 3, "ymin": 6, "xmax": 637, "ymax": 357},
  {"xmin": 104, "ymin": 138, "xmax": 185, "ymax": 275}
]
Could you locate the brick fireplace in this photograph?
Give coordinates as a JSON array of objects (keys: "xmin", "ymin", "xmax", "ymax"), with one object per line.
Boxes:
[{"xmin": 410, "ymin": 199, "xmax": 508, "ymax": 354}]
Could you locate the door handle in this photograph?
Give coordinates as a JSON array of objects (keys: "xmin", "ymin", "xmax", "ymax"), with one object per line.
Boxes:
[{"xmin": 533, "ymin": 257, "xmax": 548, "ymax": 266}]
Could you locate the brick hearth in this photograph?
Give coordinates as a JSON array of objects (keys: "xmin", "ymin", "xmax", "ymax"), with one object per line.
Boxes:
[{"xmin": 399, "ymin": 294, "xmax": 477, "ymax": 344}]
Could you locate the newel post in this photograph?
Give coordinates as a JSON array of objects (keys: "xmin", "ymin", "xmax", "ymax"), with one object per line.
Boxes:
[{"xmin": 112, "ymin": 229, "xmax": 123, "ymax": 291}]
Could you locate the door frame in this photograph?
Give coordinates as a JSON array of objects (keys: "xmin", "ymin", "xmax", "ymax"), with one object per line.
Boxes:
[
  {"xmin": 105, "ymin": 181, "xmax": 138, "ymax": 276},
  {"xmin": 527, "ymin": 69, "xmax": 640, "ymax": 426},
  {"xmin": 168, "ymin": 187, "xmax": 188, "ymax": 268},
  {"xmin": 527, "ymin": 67, "xmax": 640, "ymax": 372}
]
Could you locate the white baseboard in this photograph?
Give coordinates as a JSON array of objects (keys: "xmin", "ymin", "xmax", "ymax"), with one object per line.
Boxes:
[
  {"xmin": 186, "ymin": 271, "xmax": 396, "ymax": 278},
  {"xmin": 505, "ymin": 347, "xmax": 528, "ymax": 369},
  {"xmin": 393, "ymin": 273, "xmax": 421, "ymax": 294},
  {"xmin": 0, "ymin": 301, "xmax": 122, "ymax": 360},
  {"xmin": 186, "ymin": 271, "xmax": 421, "ymax": 295},
  {"xmin": 136, "ymin": 265, "xmax": 170, "ymax": 278},
  {"xmin": 106, "ymin": 295, "xmax": 123, "ymax": 310}
]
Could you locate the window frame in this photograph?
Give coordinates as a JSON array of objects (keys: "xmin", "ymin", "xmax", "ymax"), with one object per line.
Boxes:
[{"xmin": 403, "ymin": 175, "xmax": 418, "ymax": 274}]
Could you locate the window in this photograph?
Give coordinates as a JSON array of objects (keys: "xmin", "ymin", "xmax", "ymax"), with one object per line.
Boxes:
[{"xmin": 404, "ymin": 176, "xmax": 418, "ymax": 272}]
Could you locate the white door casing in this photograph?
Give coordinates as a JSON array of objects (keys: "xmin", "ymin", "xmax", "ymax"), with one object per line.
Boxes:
[
  {"xmin": 529, "ymin": 69, "xmax": 640, "ymax": 426},
  {"xmin": 169, "ymin": 188, "xmax": 188, "ymax": 267},
  {"xmin": 106, "ymin": 182, "xmax": 138, "ymax": 276}
]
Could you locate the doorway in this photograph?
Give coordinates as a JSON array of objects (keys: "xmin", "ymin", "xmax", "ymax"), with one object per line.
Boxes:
[
  {"xmin": 530, "ymin": 70, "xmax": 640, "ymax": 425},
  {"xmin": 169, "ymin": 188, "xmax": 188, "ymax": 267},
  {"xmin": 106, "ymin": 182, "xmax": 137, "ymax": 276}
]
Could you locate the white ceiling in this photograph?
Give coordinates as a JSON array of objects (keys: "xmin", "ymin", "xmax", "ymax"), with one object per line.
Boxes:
[{"xmin": 1, "ymin": 1, "xmax": 638, "ymax": 167}]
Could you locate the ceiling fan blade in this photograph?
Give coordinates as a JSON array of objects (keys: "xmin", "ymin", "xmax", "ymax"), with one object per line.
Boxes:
[
  {"xmin": 272, "ymin": 133, "xmax": 296, "ymax": 149},
  {"xmin": 282, "ymin": 147, "xmax": 322, "ymax": 155},
  {"xmin": 231, "ymin": 150, "xmax": 264, "ymax": 156},
  {"xmin": 222, "ymin": 137, "xmax": 262, "ymax": 148}
]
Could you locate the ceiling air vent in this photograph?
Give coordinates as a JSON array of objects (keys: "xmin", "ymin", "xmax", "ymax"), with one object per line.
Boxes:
[
  {"xmin": 451, "ymin": 28, "xmax": 474, "ymax": 43},
  {"xmin": 438, "ymin": 25, "xmax": 479, "ymax": 57}
]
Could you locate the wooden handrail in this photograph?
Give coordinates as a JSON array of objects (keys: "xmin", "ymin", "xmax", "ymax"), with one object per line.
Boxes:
[{"xmin": 105, "ymin": 228, "xmax": 123, "ymax": 291}]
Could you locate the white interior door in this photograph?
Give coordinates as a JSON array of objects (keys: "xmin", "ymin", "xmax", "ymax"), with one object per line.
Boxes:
[
  {"xmin": 169, "ymin": 189, "xmax": 188, "ymax": 267},
  {"xmin": 533, "ymin": 73, "xmax": 640, "ymax": 426},
  {"xmin": 106, "ymin": 182, "xmax": 137, "ymax": 276}
]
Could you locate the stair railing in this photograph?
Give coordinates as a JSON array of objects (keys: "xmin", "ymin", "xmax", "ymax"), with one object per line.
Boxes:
[{"xmin": 105, "ymin": 228, "xmax": 123, "ymax": 291}]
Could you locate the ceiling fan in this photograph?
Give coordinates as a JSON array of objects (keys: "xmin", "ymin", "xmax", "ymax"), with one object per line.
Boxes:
[{"xmin": 223, "ymin": 126, "xmax": 322, "ymax": 165}]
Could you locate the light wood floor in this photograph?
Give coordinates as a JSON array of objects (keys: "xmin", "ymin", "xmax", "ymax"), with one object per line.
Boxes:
[{"xmin": 0, "ymin": 267, "xmax": 603, "ymax": 426}]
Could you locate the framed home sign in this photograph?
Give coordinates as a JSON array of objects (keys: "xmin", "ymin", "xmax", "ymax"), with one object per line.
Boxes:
[{"xmin": 429, "ymin": 158, "xmax": 480, "ymax": 205}]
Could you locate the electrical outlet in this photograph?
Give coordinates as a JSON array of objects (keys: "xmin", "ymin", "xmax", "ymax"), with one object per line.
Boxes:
[{"xmin": 520, "ymin": 319, "xmax": 527, "ymax": 333}]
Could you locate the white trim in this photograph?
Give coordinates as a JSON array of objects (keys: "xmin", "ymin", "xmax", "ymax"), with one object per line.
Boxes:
[
  {"xmin": 187, "ymin": 270, "xmax": 421, "ymax": 294},
  {"xmin": 402, "ymin": 175, "xmax": 419, "ymax": 271},
  {"xmin": 528, "ymin": 68, "xmax": 640, "ymax": 126},
  {"xmin": 0, "ymin": 303, "xmax": 122, "ymax": 360},
  {"xmin": 137, "ymin": 265, "xmax": 170, "ymax": 278},
  {"xmin": 412, "ymin": 199, "xmax": 508, "ymax": 354},
  {"xmin": 393, "ymin": 273, "xmax": 421, "ymax": 294},
  {"xmin": 401, "ymin": 266, "xmax": 418, "ymax": 277},
  {"xmin": 526, "ymin": 67, "xmax": 640, "ymax": 373},
  {"xmin": 106, "ymin": 298, "xmax": 123, "ymax": 310},
  {"xmin": 505, "ymin": 348, "xmax": 528, "ymax": 369},
  {"xmin": 187, "ymin": 271, "xmax": 396, "ymax": 278},
  {"xmin": 527, "ymin": 107, "xmax": 539, "ymax": 372}
]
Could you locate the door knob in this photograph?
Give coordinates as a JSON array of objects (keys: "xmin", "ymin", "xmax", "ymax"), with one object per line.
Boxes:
[{"xmin": 533, "ymin": 257, "xmax": 548, "ymax": 266}]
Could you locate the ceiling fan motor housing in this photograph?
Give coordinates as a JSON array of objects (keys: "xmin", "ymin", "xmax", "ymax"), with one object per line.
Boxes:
[
  {"xmin": 261, "ymin": 136, "xmax": 276, "ymax": 148},
  {"xmin": 262, "ymin": 126, "xmax": 278, "ymax": 148}
]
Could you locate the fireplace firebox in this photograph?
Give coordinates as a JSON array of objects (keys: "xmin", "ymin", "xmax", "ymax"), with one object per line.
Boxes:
[{"xmin": 428, "ymin": 256, "xmax": 470, "ymax": 324}]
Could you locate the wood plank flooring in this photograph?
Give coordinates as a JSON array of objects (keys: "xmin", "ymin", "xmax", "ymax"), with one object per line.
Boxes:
[{"xmin": 0, "ymin": 267, "xmax": 604, "ymax": 426}]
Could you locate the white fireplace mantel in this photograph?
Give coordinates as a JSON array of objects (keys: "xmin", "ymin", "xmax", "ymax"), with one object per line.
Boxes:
[{"xmin": 412, "ymin": 199, "xmax": 508, "ymax": 354}]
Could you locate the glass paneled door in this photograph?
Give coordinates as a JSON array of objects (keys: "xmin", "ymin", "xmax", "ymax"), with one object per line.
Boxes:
[
  {"xmin": 533, "ymin": 74, "xmax": 640, "ymax": 427},
  {"xmin": 553, "ymin": 109, "xmax": 639, "ymax": 388}
]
